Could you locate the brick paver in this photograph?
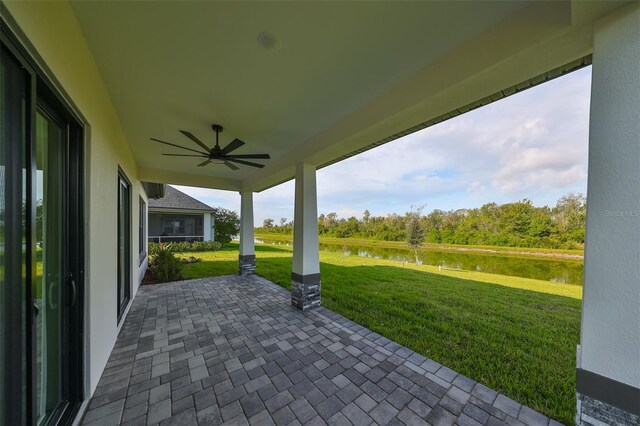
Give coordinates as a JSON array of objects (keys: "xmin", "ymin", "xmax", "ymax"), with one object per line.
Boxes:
[{"xmin": 82, "ymin": 275, "xmax": 552, "ymax": 426}]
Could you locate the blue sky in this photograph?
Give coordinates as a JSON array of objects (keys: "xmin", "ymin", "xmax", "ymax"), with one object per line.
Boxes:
[{"xmin": 176, "ymin": 66, "xmax": 591, "ymax": 225}]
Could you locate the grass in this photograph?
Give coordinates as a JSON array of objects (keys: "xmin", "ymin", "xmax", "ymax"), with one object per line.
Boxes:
[{"xmin": 177, "ymin": 243, "xmax": 581, "ymax": 424}]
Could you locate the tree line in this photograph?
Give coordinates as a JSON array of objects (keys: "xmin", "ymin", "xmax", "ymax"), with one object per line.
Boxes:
[{"xmin": 256, "ymin": 193, "xmax": 586, "ymax": 250}]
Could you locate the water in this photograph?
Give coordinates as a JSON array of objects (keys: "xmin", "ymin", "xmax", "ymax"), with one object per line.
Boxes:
[{"xmin": 256, "ymin": 237, "xmax": 584, "ymax": 285}]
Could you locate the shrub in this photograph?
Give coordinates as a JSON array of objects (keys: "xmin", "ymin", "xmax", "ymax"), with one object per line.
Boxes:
[
  {"xmin": 150, "ymin": 245, "xmax": 183, "ymax": 282},
  {"xmin": 148, "ymin": 240, "xmax": 222, "ymax": 254},
  {"xmin": 148, "ymin": 242, "xmax": 165, "ymax": 257},
  {"xmin": 213, "ymin": 208, "xmax": 240, "ymax": 245}
]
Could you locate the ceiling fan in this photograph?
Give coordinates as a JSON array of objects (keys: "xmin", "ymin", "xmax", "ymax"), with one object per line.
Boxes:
[{"xmin": 150, "ymin": 124, "xmax": 270, "ymax": 170}]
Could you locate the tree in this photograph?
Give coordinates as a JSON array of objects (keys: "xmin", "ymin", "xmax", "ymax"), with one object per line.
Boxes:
[
  {"xmin": 263, "ymin": 218, "xmax": 274, "ymax": 228},
  {"xmin": 325, "ymin": 212, "xmax": 338, "ymax": 227},
  {"xmin": 553, "ymin": 193, "xmax": 586, "ymax": 231},
  {"xmin": 213, "ymin": 208, "xmax": 240, "ymax": 245},
  {"xmin": 424, "ymin": 209, "xmax": 444, "ymax": 243},
  {"xmin": 318, "ymin": 214, "xmax": 326, "ymax": 234},
  {"xmin": 405, "ymin": 206, "xmax": 426, "ymax": 248},
  {"xmin": 254, "ymin": 193, "xmax": 586, "ymax": 249},
  {"xmin": 528, "ymin": 208, "xmax": 553, "ymax": 238},
  {"xmin": 280, "ymin": 217, "xmax": 287, "ymax": 226}
]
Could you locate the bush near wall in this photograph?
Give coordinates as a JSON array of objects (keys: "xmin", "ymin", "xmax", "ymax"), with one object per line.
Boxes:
[
  {"xmin": 148, "ymin": 240, "xmax": 222, "ymax": 256},
  {"xmin": 148, "ymin": 245, "xmax": 183, "ymax": 283},
  {"xmin": 146, "ymin": 241, "xmax": 219, "ymax": 284}
]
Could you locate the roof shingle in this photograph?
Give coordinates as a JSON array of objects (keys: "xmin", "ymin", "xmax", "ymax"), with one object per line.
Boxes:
[{"xmin": 148, "ymin": 185, "xmax": 214, "ymax": 212}]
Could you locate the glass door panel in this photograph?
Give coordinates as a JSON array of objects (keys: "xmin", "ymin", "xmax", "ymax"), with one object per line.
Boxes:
[
  {"xmin": 35, "ymin": 109, "xmax": 65, "ymax": 425},
  {"xmin": 117, "ymin": 174, "xmax": 130, "ymax": 320},
  {"xmin": 0, "ymin": 41, "xmax": 30, "ymax": 426}
]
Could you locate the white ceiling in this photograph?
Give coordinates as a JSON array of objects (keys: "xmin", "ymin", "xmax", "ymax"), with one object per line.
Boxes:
[{"xmin": 69, "ymin": 0, "xmax": 625, "ymax": 192}]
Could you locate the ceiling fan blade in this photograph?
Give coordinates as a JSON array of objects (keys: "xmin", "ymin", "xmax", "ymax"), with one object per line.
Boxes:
[
  {"xmin": 162, "ymin": 153, "xmax": 207, "ymax": 157},
  {"xmin": 227, "ymin": 158, "xmax": 265, "ymax": 168},
  {"xmin": 220, "ymin": 138, "xmax": 245, "ymax": 155},
  {"xmin": 197, "ymin": 160, "xmax": 212, "ymax": 167},
  {"xmin": 226, "ymin": 153, "xmax": 270, "ymax": 159},
  {"xmin": 150, "ymin": 138, "xmax": 207, "ymax": 155},
  {"xmin": 224, "ymin": 161, "xmax": 239, "ymax": 171},
  {"xmin": 180, "ymin": 130, "xmax": 211, "ymax": 152}
]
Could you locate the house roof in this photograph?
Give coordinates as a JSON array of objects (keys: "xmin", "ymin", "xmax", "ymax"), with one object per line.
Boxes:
[{"xmin": 148, "ymin": 186, "xmax": 214, "ymax": 212}]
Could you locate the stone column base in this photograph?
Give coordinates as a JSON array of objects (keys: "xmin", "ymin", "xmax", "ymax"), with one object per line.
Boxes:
[
  {"xmin": 238, "ymin": 255, "xmax": 256, "ymax": 276},
  {"xmin": 576, "ymin": 393, "xmax": 639, "ymax": 425},
  {"xmin": 291, "ymin": 273, "xmax": 321, "ymax": 311},
  {"xmin": 576, "ymin": 369, "xmax": 640, "ymax": 425}
]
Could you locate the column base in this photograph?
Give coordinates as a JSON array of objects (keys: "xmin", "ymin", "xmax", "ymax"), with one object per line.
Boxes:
[
  {"xmin": 576, "ymin": 393, "xmax": 639, "ymax": 426},
  {"xmin": 291, "ymin": 273, "xmax": 321, "ymax": 311},
  {"xmin": 238, "ymin": 255, "xmax": 256, "ymax": 276},
  {"xmin": 575, "ymin": 369, "xmax": 640, "ymax": 426}
]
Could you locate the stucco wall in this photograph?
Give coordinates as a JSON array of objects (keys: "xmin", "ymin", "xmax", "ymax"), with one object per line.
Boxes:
[
  {"xmin": 3, "ymin": 1, "xmax": 148, "ymax": 394},
  {"xmin": 204, "ymin": 212, "xmax": 213, "ymax": 241},
  {"xmin": 581, "ymin": 3, "xmax": 640, "ymax": 388}
]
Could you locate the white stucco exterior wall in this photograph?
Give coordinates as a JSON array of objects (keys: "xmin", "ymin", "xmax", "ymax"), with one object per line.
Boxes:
[
  {"xmin": 292, "ymin": 163, "xmax": 320, "ymax": 276},
  {"xmin": 204, "ymin": 212, "xmax": 212, "ymax": 241},
  {"xmin": 3, "ymin": 1, "xmax": 149, "ymax": 395},
  {"xmin": 580, "ymin": 3, "xmax": 640, "ymax": 388},
  {"xmin": 239, "ymin": 192, "xmax": 255, "ymax": 256}
]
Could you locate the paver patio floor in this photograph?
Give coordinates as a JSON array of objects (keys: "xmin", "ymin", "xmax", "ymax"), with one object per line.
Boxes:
[{"xmin": 82, "ymin": 275, "xmax": 557, "ymax": 426}]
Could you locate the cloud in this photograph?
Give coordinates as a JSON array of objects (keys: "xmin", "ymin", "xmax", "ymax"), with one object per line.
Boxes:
[
  {"xmin": 175, "ymin": 67, "xmax": 591, "ymax": 222},
  {"xmin": 467, "ymin": 180, "xmax": 487, "ymax": 195}
]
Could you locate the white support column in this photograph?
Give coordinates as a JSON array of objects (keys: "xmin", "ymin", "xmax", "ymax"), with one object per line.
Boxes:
[
  {"xmin": 291, "ymin": 163, "xmax": 321, "ymax": 310},
  {"xmin": 239, "ymin": 191, "xmax": 256, "ymax": 275},
  {"xmin": 577, "ymin": 4, "xmax": 640, "ymax": 425},
  {"xmin": 203, "ymin": 213, "xmax": 212, "ymax": 241}
]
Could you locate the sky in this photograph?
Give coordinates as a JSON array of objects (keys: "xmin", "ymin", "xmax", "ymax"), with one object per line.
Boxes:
[{"xmin": 175, "ymin": 67, "xmax": 591, "ymax": 225}]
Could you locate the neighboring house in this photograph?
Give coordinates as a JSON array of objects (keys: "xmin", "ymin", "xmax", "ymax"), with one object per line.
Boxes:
[{"xmin": 148, "ymin": 185, "xmax": 215, "ymax": 243}]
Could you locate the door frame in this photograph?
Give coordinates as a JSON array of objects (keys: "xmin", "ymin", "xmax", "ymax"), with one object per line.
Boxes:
[
  {"xmin": 0, "ymin": 29, "xmax": 36, "ymax": 426},
  {"xmin": 0, "ymin": 15, "xmax": 86, "ymax": 426},
  {"xmin": 35, "ymin": 90, "xmax": 86, "ymax": 425},
  {"xmin": 117, "ymin": 168, "xmax": 132, "ymax": 323}
]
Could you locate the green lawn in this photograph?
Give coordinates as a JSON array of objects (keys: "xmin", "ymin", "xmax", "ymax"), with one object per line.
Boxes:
[{"xmin": 177, "ymin": 243, "xmax": 581, "ymax": 424}]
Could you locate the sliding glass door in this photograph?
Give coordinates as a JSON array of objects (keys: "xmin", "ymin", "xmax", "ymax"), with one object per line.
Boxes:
[
  {"xmin": 0, "ymin": 38, "xmax": 30, "ymax": 426},
  {"xmin": 1, "ymin": 27, "xmax": 84, "ymax": 426},
  {"xmin": 34, "ymin": 107, "xmax": 68, "ymax": 425},
  {"xmin": 117, "ymin": 171, "xmax": 131, "ymax": 321}
]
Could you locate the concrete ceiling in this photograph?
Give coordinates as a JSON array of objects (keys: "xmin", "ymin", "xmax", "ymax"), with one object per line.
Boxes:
[{"xmin": 69, "ymin": 0, "xmax": 627, "ymax": 192}]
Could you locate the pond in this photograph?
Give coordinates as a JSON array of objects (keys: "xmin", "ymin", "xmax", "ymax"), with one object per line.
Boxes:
[{"xmin": 256, "ymin": 237, "xmax": 584, "ymax": 286}]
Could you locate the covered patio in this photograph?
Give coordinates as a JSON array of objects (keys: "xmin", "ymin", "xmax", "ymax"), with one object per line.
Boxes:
[
  {"xmin": 82, "ymin": 276, "xmax": 555, "ymax": 426},
  {"xmin": 1, "ymin": 1, "xmax": 638, "ymax": 424}
]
